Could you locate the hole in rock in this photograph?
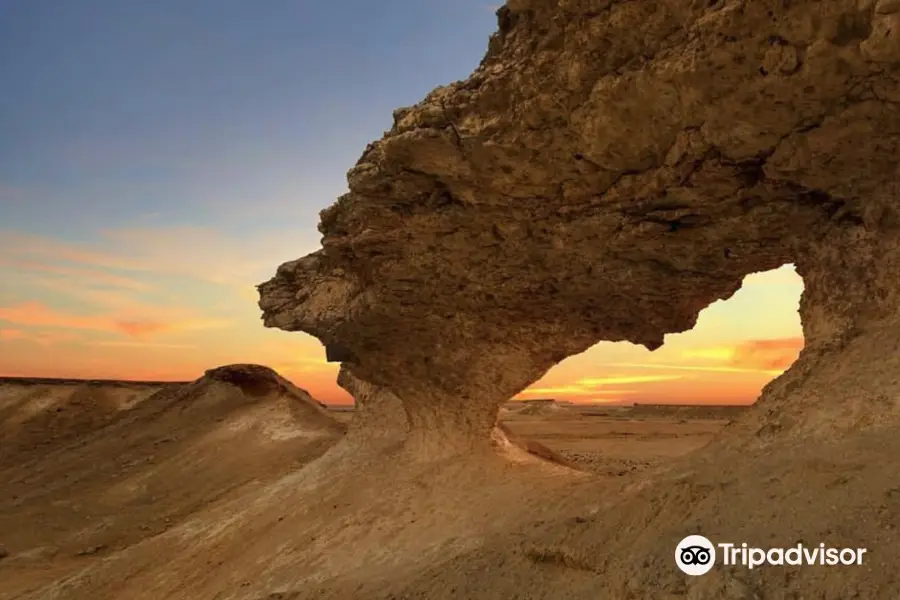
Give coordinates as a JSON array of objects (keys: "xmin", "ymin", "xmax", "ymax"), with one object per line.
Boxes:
[
  {"xmin": 503, "ymin": 265, "xmax": 804, "ymax": 471},
  {"xmin": 516, "ymin": 265, "xmax": 804, "ymax": 408}
]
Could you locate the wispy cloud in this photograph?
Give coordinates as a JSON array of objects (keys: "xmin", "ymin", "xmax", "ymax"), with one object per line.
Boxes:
[
  {"xmin": 516, "ymin": 388, "xmax": 637, "ymax": 404},
  {"xmin": 0, "ymin": 226, "xmax": 308, "ymax": 345},
  {"xmin": 3, "ymin": 262, "xmax": 155, "ymax": 312},
  {"xmin": 609, "ymin": 362, "xmax": 785, "ymax": 376},
  {"xmin": 519, "ymin": 387, "xmax": 637, "ymax": 397},
  {"xmin": 114, "ymin": 320, "xmax": 173, "ymax": 336},
  {"xmin": 0, "ymin": 326, "xmax": 81, "ymax": 345},
  {"xmin": 0, "ymin": 327, "xmax": 25, "ymax": 340},
  {"xmin": 521, "ymin": 373, "xmax": 683, "ymax": 396},
  {"xmin": 680, "ymin": 337, "xmax": 803, "ymax": 372},
  {"xmin": 90, "ymin": 340, "xmax": 196, "ymax": 349},
  {"xmin": 0, "ymin": 226, "xmax": 313, "ymax": 288},
  {"xmin": 0, "ymin": 301, "xmax": 228, "ymax": 337},
  {"xmin": 518, "ymin": 373, "xmax": 684, "ymax": 403},
  {"xmin": 0, "ymin": 231, "xmax": 139, "ymax": 272},
  {"xmin": 1, "ymin": 258, "xmax": 153, "ymax": 292},
  {"xmin": 574, "ymin": 374, "xmax": 685, "ymax": 386},
  {"xmin": 269, "ymin": 356, "xmax": 332, "ymax": 375},
  {"xmin": 679, "ymin": 346, "xmax": 735, "ymax": 362},
  {"xmin": 610, "ymin": 336, "xmax": 804, "ymax": 377},
  {"xmin": 22, "ymin": 277, "xmax": 146, "ymax": 310},
  {"xmin": 730, "ymin": 337, "xmax": 803, "ymax": 371}
]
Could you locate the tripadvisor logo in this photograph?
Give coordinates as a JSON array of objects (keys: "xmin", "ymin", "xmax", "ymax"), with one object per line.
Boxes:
[
  {"xmin": 676, "ymin": 535, "xmax": 716, "ymax": 576},
  {"xmin": 675, "ymin": 535, "xmax": 868, "ymax": 576}
]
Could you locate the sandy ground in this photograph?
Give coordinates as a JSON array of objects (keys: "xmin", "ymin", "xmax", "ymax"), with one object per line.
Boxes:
[
  {"xmin": 0, "ymin": 373, "xmax": 739, "ymax": 600},
  {"xmin": 6, "ymin": 371, "xmax": 892, "ymax": 599},
  {"xmin": 503, "ymin": 413, "xmax": 728, "ymax": 476},
  {"xmin": 0, "ymin": 370, "xmax": 346, "ymax": 600}
]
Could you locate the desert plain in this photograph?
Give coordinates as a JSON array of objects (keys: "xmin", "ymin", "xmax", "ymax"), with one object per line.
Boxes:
[{"xmin": 0, "ymin": 369, "xmax": 742, "ymax": 600}]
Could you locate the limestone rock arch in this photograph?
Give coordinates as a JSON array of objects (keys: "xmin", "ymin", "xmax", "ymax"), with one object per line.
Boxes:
[{"xmin": 258, "ymin": 0, "xmax": 900, "ymax": 455}]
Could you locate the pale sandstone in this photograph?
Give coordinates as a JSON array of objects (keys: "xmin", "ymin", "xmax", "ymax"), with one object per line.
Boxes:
[{"xmin": 259, "ymin": 0, "xmax": 900, "ymax": 453}]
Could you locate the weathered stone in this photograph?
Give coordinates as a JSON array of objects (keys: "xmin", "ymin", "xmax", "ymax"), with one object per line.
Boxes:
[{"xmin": 258, "ymin": 0, "xmax": 900, "ymax": 454}]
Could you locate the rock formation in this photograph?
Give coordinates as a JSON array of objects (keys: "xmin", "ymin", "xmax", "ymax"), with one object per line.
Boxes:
[
  {"xmin": 333, "ymin": 364, "xmax": 409, "ymax": 449},
  {"xmin": 332, "ymin": 364, "xmax": 578, "ymax": 468},
  {"xmin": 198, "ymin": 364, "xmax": 346, "ymax": 434},
  {"xmin": 259, "ymin": 0, "xmax": 900, "ymax": 454}
]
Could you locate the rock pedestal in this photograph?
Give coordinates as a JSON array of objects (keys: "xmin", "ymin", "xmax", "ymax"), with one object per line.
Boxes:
[{"xmin": 259, "ymin": 0, "xmax": 900, "ymax": 456}]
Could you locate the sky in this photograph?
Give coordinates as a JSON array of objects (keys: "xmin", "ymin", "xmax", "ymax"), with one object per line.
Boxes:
[{"xmin": 0, "ymin": 1, "xmax": 805, "ymax": 405}]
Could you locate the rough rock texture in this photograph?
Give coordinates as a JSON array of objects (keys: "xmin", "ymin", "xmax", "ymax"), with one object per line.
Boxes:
[
  {"xmin": 333, "ymin": 364, "xmax": 577, "ymax": 468},
  {"xmin": 334, "ymin": 364, "xmax": 409, "ymax": 449},
  {"xmin": 201, "ymin": 364, "xmax": 345, "ymax": 433},
  {"xmin": 259, "ymin": 0, "xmax": 900, "ymax": 452},
  {"xmin": 495, "ymin": 421, "xmax": 579, "ymax": 468}
]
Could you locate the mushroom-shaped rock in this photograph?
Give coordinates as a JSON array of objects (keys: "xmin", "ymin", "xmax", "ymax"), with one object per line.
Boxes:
[{"xmin": 259, "ymin": 0, "xmax": 900, "ymax": 455}]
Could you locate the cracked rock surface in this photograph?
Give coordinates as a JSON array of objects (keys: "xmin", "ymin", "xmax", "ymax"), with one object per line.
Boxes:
[{"xmin": 259, "ymin": 0, "xmax": 900, "ymax": 451}]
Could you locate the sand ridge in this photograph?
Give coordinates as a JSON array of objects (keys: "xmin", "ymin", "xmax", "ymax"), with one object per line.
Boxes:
[{"xmin": 0, "ymin": 365, "xmax": 346, "ymax": 599}]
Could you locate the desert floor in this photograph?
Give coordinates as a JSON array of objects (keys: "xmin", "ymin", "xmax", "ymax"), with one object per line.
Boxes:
[
  {"xmin": 501, "ymin": 411, "xmax": 728, "ymax": 476},
  {"xmin": 0, "ymin": 373, "xmax": 747, "ymax": 600}
]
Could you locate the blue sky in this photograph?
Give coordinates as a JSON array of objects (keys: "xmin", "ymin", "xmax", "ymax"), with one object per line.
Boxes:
[{"xmin": 1, "ymin": 0, "xmax": 499, "ymax": 237}]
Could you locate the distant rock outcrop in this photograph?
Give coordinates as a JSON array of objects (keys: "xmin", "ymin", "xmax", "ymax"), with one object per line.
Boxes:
[
  {"xmin": 182, "ymin": 364, "xmax": 346, "ymax": 438},
  {"xmin": 512, "ymin": 401, "xmax": 581, "ymax": 419}
]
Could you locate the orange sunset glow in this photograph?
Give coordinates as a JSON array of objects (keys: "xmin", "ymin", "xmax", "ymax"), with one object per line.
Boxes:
[{"xmin": 0, "ymin": 228, "xmax": 805, "ymax": 405}]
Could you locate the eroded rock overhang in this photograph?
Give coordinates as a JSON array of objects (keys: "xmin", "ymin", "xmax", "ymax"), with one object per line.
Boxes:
[{"xmin": 259, "ymin": 0, "xmax": 900, "ymax": 448}]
